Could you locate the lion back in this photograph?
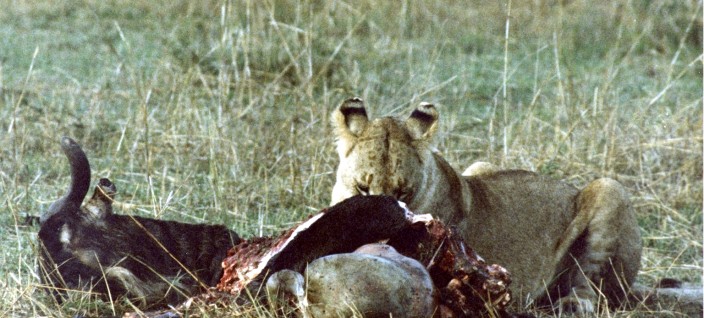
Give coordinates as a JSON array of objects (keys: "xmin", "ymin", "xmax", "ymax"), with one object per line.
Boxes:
[{"xmin": 461, "ymin": 170, "xmax": 580, "ymax": 296}]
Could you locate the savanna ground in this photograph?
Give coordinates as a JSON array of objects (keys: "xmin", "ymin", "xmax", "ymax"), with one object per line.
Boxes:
[{"xmin": 0, "ymin": 0, "xmax": 701, "ymax": 317}]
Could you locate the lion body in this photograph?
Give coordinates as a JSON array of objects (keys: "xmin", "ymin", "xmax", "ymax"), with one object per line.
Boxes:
[{"xmin": 331, "ymin": 98, "xmax": 642, "ymax": 313}]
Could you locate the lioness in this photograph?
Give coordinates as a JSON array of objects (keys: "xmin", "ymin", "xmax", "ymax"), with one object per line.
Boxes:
[{"xmin": 330, "ymin": 97, "xmax": 642, "ymax": 314}]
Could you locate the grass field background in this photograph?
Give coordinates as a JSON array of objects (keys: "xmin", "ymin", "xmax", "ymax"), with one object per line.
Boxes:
[{"xmin": 1, "ymin": 0, "xmax": 701, "ymax": 316}]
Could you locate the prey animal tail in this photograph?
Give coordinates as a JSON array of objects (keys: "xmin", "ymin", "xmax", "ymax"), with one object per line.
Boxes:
[{"xmin": 41, "ymin": 137, "xmax": 91, "ymax": 223}]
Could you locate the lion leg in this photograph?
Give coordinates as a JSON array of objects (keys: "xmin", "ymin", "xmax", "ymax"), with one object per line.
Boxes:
[
  {"xmin": 550, "ymin": 178, "xmax": 642, "ymax": 314},
  {"xmin": 461, "ymin": 161, "xmax": 498, "ymax": 177}
]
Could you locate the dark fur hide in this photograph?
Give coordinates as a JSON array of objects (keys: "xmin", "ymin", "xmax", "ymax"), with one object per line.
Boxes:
[{"xmin": 38, "ymin": 137, "xmax": 240, "ymax": 308}]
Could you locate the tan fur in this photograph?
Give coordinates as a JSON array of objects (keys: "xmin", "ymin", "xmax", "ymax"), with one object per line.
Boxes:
[{"xmin": 330, "ymin": 98, "xmax": 642, "ymax": 314}]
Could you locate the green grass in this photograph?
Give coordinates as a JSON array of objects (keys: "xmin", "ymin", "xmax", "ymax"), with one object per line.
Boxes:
[{"xmin": 1, "ymin": 0, "xmax": 701, "ymax": 316}]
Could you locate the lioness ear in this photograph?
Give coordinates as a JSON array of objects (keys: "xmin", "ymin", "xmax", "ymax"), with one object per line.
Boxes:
[
  {"xmin": 405, "ymin": 102, "xmax": 438, "ymax": 141},
  {"xmin": 332, "ymin": 97, "xmax": 369, "ymax": 156},
  {"xmin": 334, "ymin": 97, "xmax": 369, "ymax": 136}
]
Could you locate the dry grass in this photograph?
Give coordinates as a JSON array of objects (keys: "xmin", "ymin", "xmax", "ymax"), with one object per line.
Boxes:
[{"xmin": 0, "ymin": 0, "xmax": 701, "ymax": 317}]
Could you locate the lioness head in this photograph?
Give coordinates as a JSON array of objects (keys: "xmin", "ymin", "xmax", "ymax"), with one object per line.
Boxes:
[{"xmin": 331, "ymin": 97, "xmax": 438, "ymax": 205}]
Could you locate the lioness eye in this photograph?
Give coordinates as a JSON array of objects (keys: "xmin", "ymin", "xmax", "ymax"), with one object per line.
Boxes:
[{"xmin": 356, "ymin": 184, "xmax": 370, "ymax": 195}]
